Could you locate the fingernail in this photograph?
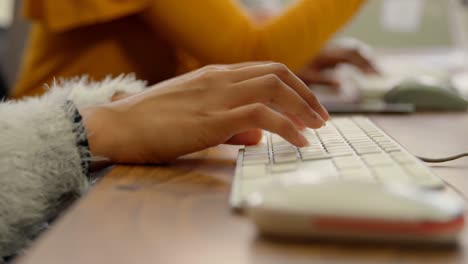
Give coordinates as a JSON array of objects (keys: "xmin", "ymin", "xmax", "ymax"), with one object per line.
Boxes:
[
  {"xmin": 315, "ymin": 113, "xmax": 326, "ymax": 126},
  {"xmin": 323, "ymin": 110, "xmax": 330, "ymax": 121},
  {"xmin": 297, "ymin": 133, "xmax": 309, "ymax": 147}
]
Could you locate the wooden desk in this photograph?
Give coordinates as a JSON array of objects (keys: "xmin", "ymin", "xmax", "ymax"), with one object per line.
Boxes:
[{"xmin": 15, "ymin": 113, "xmax": 468, "ymax": 264}]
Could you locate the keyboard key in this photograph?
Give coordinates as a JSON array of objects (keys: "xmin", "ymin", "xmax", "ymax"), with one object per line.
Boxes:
[
  {"xmin": 273, "ymin": 148, "xmax": 296, "ymax": 156},
  {"xmin": 272, "ymin": 144, "xmax": 295, "ymax": 149},
  {"xmin": 242, "ymin": 164, "xmax": 266, "ymax": 178},
  {"xmin": 244, "ymin": 151, "xmax": 268, "ymax": 157},
  {"xmin": 241, "ymin": 177, "xmax": 274, "ymax": 197},
  {"xmin": 323, "ymin": 142, "xmax": 348, "ymax": 147},
  {"xmin": 361, "ymin": 153, "xmax": 393, "ymax": 166},
  {"xmin": 390, "ymin": 151, "xmax": 414, "ymax": 164},
  {"xmin": 245, "ymin": 143, "xmax": 267, "ymax": 150},
  {"xmin": 382, "ymin": 146, "xmax": 401, "ymax": 152},
  {"xmin": 244, "ymin": 150, "xmax": 269, "ymax": 157},
  {"xmin": 373, "ymin": 166, "xmax": 411, "ymax": 183},
  {"xmin": 333, "ymin": 156, "xmax": 364, "ymax": 170},
  {"xmin": 403, "ymin": 163, "xmax": 431, "ymax": 177},
  {"xmin": 273, "ymin": 152, "xmax": 298, "ymax": 163},
  {"xmin": 300, "ymin": 150, "xmax": 327, "ymax": 157},
  {"xmin": 328, "ymin": 152, "xmax": 354, "ymax": 158},
  {"xmin": 301, "ymin": 129, "xmax": 317, "ymax": 137},
  {"xmin": 372, "ymin": 136, "xmax": 388, "ymax": 142},
  {"xmin": 340, "ymin": 168, "xmax": 374, "ymax": 182},
  {"xmin": 245, "ymin": 145, "xmax": 267, "ymax": 150},
  {"xmin": 299, "ymin": 145, "xmax": 324, "ymax": 152},
  {"xmin": 325, "ymin": 145, "xmax": 352, "ymax": 150},
  {"xmin": 355, "ymin": 147, "xmax": 382, "ymax": 155},
  {"xmin": 411, "ymin": 173, "xmax": 444, "ymax": 188},
  {"xmin": 270, "ymin": 163, "xmax": 298, "ymax": 173},
  {"xmin": 300, "ymin": 147, "xmax": 326, "ymax": 154},
  {"xmin": 294, "ymin": 160, "xmax": 339, "ymax": 181},
  {"xmin": 243, "ymin": 156, "xmax": 269, "ymax": 165},
  {"xmin": 301, "ymin": 152, "xmax": 330, "ymax": 160},
  {"xmin": 403, "ymin": 164, "xmax": 444, "ymax": 188},
  {"xmin": 351, "ymin": 141, "xmax": 376, "ymax": 147}
]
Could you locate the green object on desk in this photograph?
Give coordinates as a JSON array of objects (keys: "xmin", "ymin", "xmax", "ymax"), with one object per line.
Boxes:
[{"xmin": 384, "ymin": 79, "xmax": 468, "ymax": 111}]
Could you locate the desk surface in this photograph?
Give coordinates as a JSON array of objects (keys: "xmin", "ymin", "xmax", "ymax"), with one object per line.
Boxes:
[{"xmin": 15, "ymin": 113, "xmax": 468, "ymax": 264}]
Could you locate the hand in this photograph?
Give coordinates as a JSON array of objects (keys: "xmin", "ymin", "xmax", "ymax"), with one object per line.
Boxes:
[
  {"xmin": 81, "ymin": 62, "xmax": 329, "ymax": 164},
  {"xmin": 297, "ymin": 47, "xmax": 379, "ymax": 88},
  {"xmin": 111, "ymin": 92, "xmax": 133, "ymax": 102}
]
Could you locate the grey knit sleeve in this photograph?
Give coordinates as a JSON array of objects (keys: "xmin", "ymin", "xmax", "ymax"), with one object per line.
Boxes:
[{"xmin": 0, "ymin": 75, "xmax": 146, "ymax": 258}]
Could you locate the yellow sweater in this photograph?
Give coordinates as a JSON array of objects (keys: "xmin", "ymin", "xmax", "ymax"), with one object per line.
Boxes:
[{"xmin": 12, "ymin": 0, "xmax": 364, "ymax": 98}]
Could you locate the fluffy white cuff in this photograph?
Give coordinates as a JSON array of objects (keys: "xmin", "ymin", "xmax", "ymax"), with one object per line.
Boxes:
[
  {"xmin": 65, "ymin": 74, "xmax": 147, "ymax": 108},
  {"xmin": 0, "ymin": 74, "xmax": 147, "ymax": 257}
]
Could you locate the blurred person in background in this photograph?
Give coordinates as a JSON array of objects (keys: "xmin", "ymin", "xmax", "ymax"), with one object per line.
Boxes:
[{"xmin": 12, "ymin": 0, "xmax": 376, "ymax": 98}]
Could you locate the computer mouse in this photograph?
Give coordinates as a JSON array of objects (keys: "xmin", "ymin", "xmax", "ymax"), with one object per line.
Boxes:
[
  {"xmin": 245, "ymin": 181, "xmax": 465, "ymax": 243},
  {"xmin": 384, "ymin": 78, "xmax": 468, "ymax": 111}
]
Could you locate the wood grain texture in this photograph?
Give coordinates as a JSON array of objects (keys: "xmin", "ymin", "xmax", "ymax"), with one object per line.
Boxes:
[{"xmin": 15, "ymin": 113, "xmax": 468, "ymax": 264}]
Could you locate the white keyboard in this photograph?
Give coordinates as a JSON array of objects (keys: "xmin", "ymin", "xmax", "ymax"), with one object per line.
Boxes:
[{"xmin": 230, "ymin": 116, "xmax": 444, "ymax": 208}]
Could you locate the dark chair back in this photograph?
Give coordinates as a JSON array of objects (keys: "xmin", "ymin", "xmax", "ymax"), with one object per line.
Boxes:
[{"xmin": 0, "ymin": 0, "xmax": 29, "ymax": 98}]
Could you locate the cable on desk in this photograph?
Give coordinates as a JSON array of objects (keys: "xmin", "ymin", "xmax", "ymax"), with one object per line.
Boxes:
[
  {"xmin": 417, "ymin": 153, "xmax": 468, "ymax": 163},
  {"xmin": 417, "ymin": 152, "xmax": 468, "ymax": 209},
  {"xmin": 416, "ymin": 152, "xmax": 468, "ymax": 208}
]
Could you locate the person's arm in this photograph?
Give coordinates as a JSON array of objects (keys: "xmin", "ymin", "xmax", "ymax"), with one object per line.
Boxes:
[
  {"xmin": 142, "ymin": 0, "xmax": 365, "ymax": 71},
  {"xmin": 0, "ymin": 62, "xmax": 328, "ymax": 258},
  {"xmin": 0, "ymin": 75, "xmax": 145, "ymax": 258}
]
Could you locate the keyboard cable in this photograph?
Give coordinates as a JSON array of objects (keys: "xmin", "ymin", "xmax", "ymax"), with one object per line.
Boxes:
[
  {"xmin": 417, "ymin": 153, "xmax": 468, "ymax": 205},
  {"xmin": 416, "ymin": 153, "xmax": 468, "ymax": 163}
]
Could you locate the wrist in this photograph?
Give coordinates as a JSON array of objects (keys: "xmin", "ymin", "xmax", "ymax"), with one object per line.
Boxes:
[{"xmin": 80, "ymin": 105, "xmax": 119, "ymax": 165}]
